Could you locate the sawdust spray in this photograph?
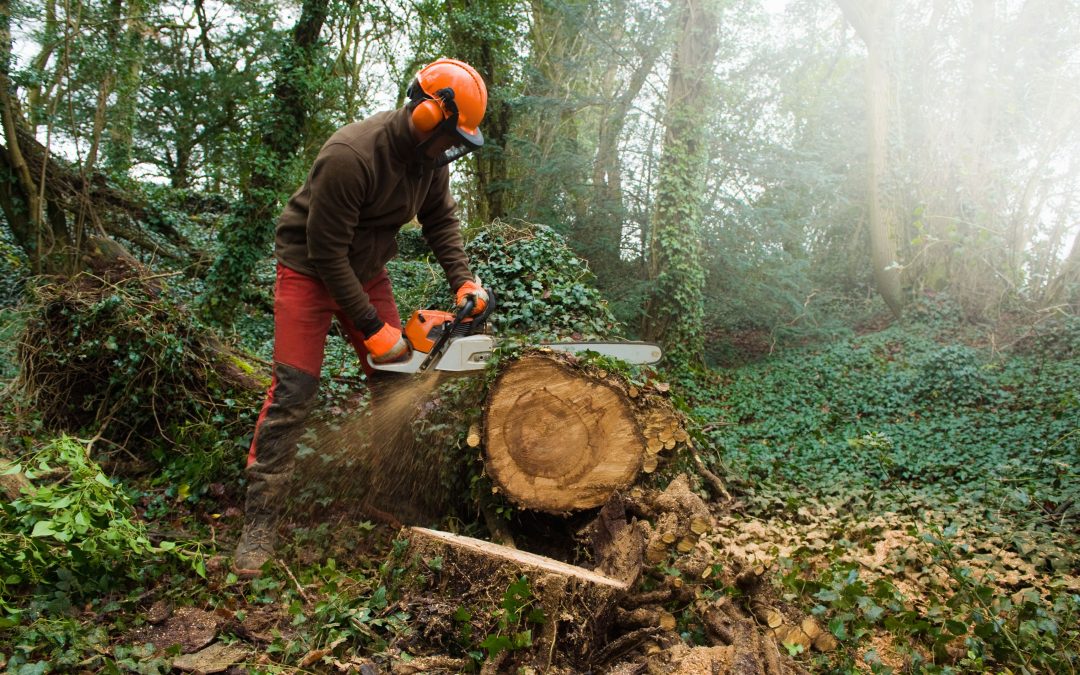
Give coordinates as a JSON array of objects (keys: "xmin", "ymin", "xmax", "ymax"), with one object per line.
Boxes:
[{"xmin": 293, "ymin": 371, "xmax": 450, "ymax": 524}]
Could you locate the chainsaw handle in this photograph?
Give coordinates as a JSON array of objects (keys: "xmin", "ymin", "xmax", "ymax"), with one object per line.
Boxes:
[
  {"xmin": 470, "ymin": 286, "xmax": 496, "ymax": 326},
  {"xmin": 418, "ymin": 295, "xmax": 475, "ymax": 372},
  {"xmin": 455, "ymin": 295, "xmax": 476, "ymax": 322}
]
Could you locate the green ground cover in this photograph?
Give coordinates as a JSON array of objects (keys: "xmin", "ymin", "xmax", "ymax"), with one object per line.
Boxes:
[{"xmin": 694, "ymin": 314, "xmax": 1080, "ymax": 672}]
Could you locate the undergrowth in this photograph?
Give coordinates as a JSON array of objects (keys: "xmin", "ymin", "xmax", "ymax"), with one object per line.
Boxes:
[
  {"xmin": 692, "ymin": 316, "xmax": 1080, "ymax": 672},
  {"xmin": 14, "ymin": 273, "xmax": 261, "ymax": 487},
  {"xmin": 1, "ymin": 437, "xmax": 201, "ymax": 628}
]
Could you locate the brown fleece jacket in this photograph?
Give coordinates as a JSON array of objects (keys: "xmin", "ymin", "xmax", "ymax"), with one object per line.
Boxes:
[{"xmin": 274, "ymin": 107, "xmax": 472, "ymax": 336}]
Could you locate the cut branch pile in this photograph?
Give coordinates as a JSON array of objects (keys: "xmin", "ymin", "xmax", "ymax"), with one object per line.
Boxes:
[{"xmin": 16, "ymin": 263, "xmax": 262, "ymax": 460}]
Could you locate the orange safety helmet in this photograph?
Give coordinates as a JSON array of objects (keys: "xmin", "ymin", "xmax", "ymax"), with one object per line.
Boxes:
[{"xmin": 407, "ymin": 58, "xmax": 487, "ymax": 166}]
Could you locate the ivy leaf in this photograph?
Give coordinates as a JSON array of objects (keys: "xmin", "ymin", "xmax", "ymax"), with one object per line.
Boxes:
[
  {"xmin": 479, "ymin": 634, "xmax": 513, "ymax": 658},
  {"xmin": 31, "ymin": 520, "xmax": 57, "ymax": 538}
]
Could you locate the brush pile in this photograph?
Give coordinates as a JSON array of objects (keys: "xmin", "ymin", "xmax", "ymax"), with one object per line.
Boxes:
[{"xmin": 16, "ymin": 247, "xmax": 262, "ymax": 462}]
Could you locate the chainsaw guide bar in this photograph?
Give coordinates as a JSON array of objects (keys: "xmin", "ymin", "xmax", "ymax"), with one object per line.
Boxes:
[{"xmin": 368, "ymin": 288, "xmax": 662, "ymax": 373}]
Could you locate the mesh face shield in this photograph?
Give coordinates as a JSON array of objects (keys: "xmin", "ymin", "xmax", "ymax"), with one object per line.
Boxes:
[
  {"xmin": 410, "ymin": 85, "xmax": 485, "ymax": 168},
  {"xmin": 416, "ymin": 117, "xmax": 483, "ymax": 167}
]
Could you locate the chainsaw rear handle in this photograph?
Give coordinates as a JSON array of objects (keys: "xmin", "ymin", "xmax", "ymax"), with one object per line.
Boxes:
[
  {"xmin": 417, "ymin": 286, "xmax": 495, "ymax": 372},
  {"xmin": 467, "ymin": 286, "xmax": 496, "ymax": 326}
]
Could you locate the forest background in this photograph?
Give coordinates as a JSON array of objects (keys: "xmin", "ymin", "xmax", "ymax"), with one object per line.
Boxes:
[{"xmin": 0, "ymin": 0, "xmax": 1078, "ymax": 672}]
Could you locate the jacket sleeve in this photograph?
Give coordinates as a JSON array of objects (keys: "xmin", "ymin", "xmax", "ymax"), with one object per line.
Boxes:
[
  {"xmin": 417, "ymin": 167, "xmax": 473, "ymax": 292},
  {"xmin": 305, "ymin": 144, "xmax": 382, "ymax": 336}
]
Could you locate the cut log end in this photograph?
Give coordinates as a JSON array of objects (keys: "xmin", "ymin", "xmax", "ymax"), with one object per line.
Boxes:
[{"xmin": 484, "ymin": 355, "xmax": 644, "ymax": 512}]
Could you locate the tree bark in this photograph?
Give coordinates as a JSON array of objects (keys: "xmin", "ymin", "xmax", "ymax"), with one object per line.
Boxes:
[
  {"xmin": 104, "ymin": 0, "xmax": 147, "ymax": 178},
  {"xmin": 0, "ymin": 0, "xmax": 68, "ymax": 273},
  {"xmin": 640, "ymin": 0, "xmax": 722, "ymax": 366}
]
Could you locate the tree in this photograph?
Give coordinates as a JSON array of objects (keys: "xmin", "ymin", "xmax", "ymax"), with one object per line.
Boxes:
[
  {"xmin": 200, "ymin": 0, "xmax": 330, "ymax": 324},
  {"xmin": 836, "ymin": 0, "xmax": 903, "ymax": 317},
  {"xmin": 103, "ymin": 0, "xmax": 148, "ymax": 177},
  {"xmin": 0, "ymin": 0, "xmax": 72, "ymax": 273},
  {"xmin": 640, "ymin": 0, "xmax": 722, "ymax": 367},
  {"xmin": 419, "ymin": 0, "xmax": 523, "ymax": 224}
]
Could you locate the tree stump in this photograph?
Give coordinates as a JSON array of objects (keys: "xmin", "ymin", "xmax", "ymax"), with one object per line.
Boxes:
[
  {"xmin": 483, "ymin": 354, "xmax": 646, "ymax": 512},
  {"xmin": 406, "ymin": 526, "xmax": 628, "ymax": 664}
]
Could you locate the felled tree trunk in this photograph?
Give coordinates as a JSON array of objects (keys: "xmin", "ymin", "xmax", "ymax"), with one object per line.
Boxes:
[{"xmin": 483, "ymin": 353, "xmax": 686, "ymax": 513}]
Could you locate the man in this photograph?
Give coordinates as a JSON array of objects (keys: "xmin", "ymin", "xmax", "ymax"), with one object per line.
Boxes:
[{"xmin": 233, "ymin": 58, "xmax": 490, "ymax": 577}]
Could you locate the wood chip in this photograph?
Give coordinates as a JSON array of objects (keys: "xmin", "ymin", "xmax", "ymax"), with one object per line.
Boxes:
[
  {"xmin": 300, "ymin": 648, "xmax": 331, "ymax": 668},
  {"xmin": 646, "ymin": 438, "xmax": 664, "ymax": 455},
  {"xmin": 800, "ymin": 617, "xmax": 823, "ymax": 640},
  {"xmin": 173, "ymin": 642, "xmax": 248, "ymax": 673},
  {"xmin": 654, "ymin": 382, "xmax": 670, "ymax": 393},
  {"xmin": 466, "ymin": 424, "xmax": 481, "ymax": 448},
  {"xmin": 690, "ymin": 518, "xmax": 710, "ymax": 535},
  {"xmin": 628, "ymin": 386, "xmax": 639, "ymax": 398},
  {"xmin": 661, "ymin": 531, "xmax": 677, "ymax": 545},
  {"xmin": 813, "ymin": 631, "xmax": 839, "ymax": 652},
  {"xmin": 676, "ymin": 537, "xmax": 696, "ymax": 554},
  {"xmin": 674, "ymin": 429, "xmax": 689, "ymax": 442},
  {"xmin": 775, "ymin": 625, "xmax": 812, "ymax": 650},
  {"xmin": 765, "ymin": 609, "xmax": 784, "ymax": 629},
  {"xmin": 659, "ymin": 612, "xmax": 677, "ymax": 631},
  {"xmin": 663, "ymin": 439, "xmax": 676, "ymax": 451},
  {"xmin": 597, "ymin": 369, "xmax": 608, "ymax": 378},
  {"xmin": 642, "ymin": 454, "xmax": 658, "ymax": 473}
]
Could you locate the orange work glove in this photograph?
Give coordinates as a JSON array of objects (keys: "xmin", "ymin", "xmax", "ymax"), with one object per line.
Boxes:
[
  {"xmin": 363, "ymin": 323, "xmax": 410, "ymax": 363},
  {"xmin": 455, "ymin": 279, "xmax": 488, "ymax": 316}
]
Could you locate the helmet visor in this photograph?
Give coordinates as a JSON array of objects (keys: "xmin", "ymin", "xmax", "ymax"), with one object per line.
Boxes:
[{"xmin": 421, "ymin": 117, "xmax": 484, "ymax": 167}]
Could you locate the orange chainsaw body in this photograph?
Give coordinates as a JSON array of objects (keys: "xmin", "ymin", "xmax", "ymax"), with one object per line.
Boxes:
[{"xmin": 404, "ymin": 309, "xmax": 457, "ymax": 353}]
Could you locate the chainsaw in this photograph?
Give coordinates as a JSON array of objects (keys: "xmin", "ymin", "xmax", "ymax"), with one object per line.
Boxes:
[{"xmin": 367, "ymin": 288, "xmax": 662, "ymax": 373}]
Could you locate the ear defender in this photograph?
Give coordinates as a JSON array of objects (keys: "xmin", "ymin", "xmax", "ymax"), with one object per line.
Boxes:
[
  {"xmin": 408, "ymin": 78, "xmax": 447, "ymax": 132},
  {"xmin": 411, "ymin": 98, "xmax": 445, "ymax": 132}
]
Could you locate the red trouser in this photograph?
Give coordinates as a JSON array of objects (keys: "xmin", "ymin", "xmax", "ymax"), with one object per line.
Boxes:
[{"xmin": 246, "ymin": 264, "xmax": 401, "ymax": 472}]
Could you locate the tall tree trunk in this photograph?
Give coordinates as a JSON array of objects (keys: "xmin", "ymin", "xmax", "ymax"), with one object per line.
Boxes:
[
  {"xmin": 436, "ymin": 0, "xmax": 519, "ymax": 225},
  {"xmin": 582, "ymin": 0, "xmax": 658, "ymax": 279},
  {"xmin": 104, "ymin": 0, "xmax": 147, "ymax": 178},
  {"xmin": 1044, "ymin": 231, "xmax": 1080, "ymax": 308},
  {"xmin": 473, "ymin": 43, "xmax": 510, "ymax": 223},
  {"xmin": 25, "ymin": 0, "xmax": 60, "ymax": 126},
  {"xmin": 0, "ymin": 0, "xmax": 62, "ymax": 273},
  {"xmin": 200, "ymin": 0, "xmax": 329, "ymax": 323},
  {"xmin": 837, "ymin": 0, "xmax": 904, "ymax": 317},
  {"xmin": 640, "ymin": 0, "xmax": 721, "ymax": 368}
]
